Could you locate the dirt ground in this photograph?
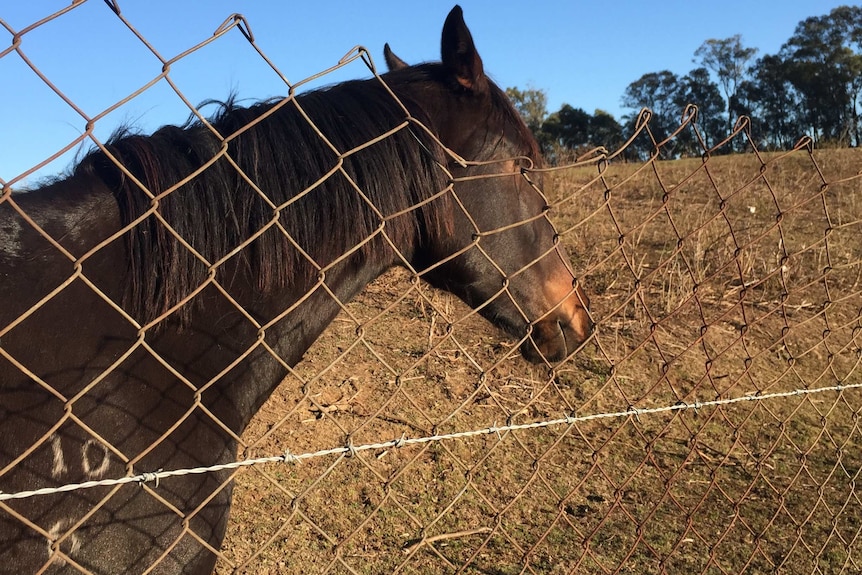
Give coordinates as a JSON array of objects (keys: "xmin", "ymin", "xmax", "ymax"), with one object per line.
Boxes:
[{"xmin": 216, "ymin": 146, "xmax": 862, "ymax": 574}]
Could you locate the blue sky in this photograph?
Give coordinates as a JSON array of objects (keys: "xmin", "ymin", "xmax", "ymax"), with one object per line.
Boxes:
[{"xmin": 0, "ymin": 1, "xmax": 849, "ymax": 185}]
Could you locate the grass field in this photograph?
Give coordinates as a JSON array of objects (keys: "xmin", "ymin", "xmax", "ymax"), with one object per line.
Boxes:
[{"xmin": 216, "ymin": 145, "xmax": 862, "ymax": 574}]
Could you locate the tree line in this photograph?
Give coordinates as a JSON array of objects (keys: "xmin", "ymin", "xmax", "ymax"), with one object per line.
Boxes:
[{"xmin": 507, "ymin": 5, "xmax": 862, "ymax": 161}]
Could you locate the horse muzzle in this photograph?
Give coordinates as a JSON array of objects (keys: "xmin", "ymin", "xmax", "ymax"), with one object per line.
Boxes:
[{"xmin": 520, "ymin": 275, "xmax": 592, "ymax": 364}]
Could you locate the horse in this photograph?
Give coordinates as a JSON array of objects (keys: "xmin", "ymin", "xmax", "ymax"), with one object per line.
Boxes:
[{"xmin": 0, "ymin": 6, "xmax": 591, "ymax": 574}]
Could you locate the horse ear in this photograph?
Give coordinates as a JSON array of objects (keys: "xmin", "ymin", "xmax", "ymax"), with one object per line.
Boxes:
[
  {"xmin": 441, "ymin": 5, "xmax": 487, "ymax": 93},
  {"xmin": 383, "ymin": 43, "xmax": 409, "ymax": 71}
]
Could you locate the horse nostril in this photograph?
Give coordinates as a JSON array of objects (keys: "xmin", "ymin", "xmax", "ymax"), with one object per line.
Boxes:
[{"xmin": 560, "ymin": 309, "xmax": 593, "ymax": 347}]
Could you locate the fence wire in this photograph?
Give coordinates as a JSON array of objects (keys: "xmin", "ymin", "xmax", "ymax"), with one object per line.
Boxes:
[{"xmin": 2, "ymin": 3, "xmax": 861, "ymax": 575}]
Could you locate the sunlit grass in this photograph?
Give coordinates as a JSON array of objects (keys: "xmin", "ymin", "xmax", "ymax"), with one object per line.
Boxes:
[{"xmin": 218, "ymin": 148, "xmax": 862, "ymax": 574}]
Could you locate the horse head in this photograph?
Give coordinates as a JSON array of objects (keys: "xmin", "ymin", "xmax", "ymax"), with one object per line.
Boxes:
[{"xmin": 385, "ymin": 6, "xmax": 592, "ymax": 363}]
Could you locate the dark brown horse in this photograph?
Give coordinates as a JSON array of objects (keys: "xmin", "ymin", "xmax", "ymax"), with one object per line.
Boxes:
[{"xmin": 0, "ymin": 7, "xmax": 590, "ymax": 574}]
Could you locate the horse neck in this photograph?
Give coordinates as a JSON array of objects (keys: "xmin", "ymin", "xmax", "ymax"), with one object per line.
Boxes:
[
  {"xmin": 3, "ymin": 172, "xmax": 410, "ymax": 437},
  {"xmin": 2, "ymin": 174, "xmax": 120, "ymax": 258},
  {"xmin": 215, "ymin": 245, "xmax": 401, "ymax": 434},
  {"xmin": 1, "ymin": 175, "xmax": 123, "ymax": 328}
]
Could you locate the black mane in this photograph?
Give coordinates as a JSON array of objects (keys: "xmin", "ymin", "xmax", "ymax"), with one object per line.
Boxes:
[
  {"xmin": 76, "ymin": 72, "xmax": 456, "ymax": 323},
  {"xmin": 385, "ymin": 63, "xmax": 543, "ymax": 163}
]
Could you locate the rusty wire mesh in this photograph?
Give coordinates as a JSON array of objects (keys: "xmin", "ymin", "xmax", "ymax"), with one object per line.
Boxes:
[{"xmin": 2, "ymin": 3, "xmax": 862, "ymax": 575}]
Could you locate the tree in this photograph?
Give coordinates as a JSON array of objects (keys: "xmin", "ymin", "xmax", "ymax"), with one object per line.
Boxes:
[
  {"xmin": 694, "ymin": 35, "xmax": 758, "ymax": 126},
  {"xmin": 506, "ymin": 86, "xmax": 548, "ymax": 134},
  {"xmin": 541, "ymin": 104, "xmax": 592, "ymax": 150},
  {"xmin": 676, "ymin": 67, "xmax": 726, "ymax": 153},
  {"xmin": 737, "ymin": 55, "xmax": 803, "ymax": 150},
  {"xmin": 780, "ymin": 6, "xmax": 862, "ymax": 145},
  {"xmin": 621, "ymin": 70, "xmax": 682, "ymax": 157},
  {"xmin": 589, "ymin": 109, "xmax": 624, "ymax": 152}
]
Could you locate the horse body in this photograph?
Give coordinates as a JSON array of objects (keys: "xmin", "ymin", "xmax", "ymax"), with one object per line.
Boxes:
[
  {"xmin": 0, "ymin": 7, "xmax": 590, "ymax": 574},
  {"xmin": 1, "ymin": 165, "xmax": 402, "ymax": 575}
]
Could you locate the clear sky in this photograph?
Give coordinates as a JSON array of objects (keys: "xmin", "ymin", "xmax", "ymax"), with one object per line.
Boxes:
[{"xmin": 0, "ymin": 0, "xmax": 849, "ymax": 186}]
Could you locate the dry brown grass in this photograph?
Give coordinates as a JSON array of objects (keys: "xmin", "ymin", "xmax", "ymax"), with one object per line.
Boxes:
[{"xmin": 217, "ymin": 146, "xmax": 862, "ymax": 574}]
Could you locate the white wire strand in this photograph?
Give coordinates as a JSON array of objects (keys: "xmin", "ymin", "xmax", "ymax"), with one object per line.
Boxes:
[{"xmin": 1, "ymin": 380, "xmax": 859, "ymax": 502}]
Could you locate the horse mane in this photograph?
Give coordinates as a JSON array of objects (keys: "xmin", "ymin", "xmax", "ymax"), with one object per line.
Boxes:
[
  {"xmin": 386, "ymin": 63, "xmax": 543, "ymax": 164},
  {"xmin": 75, "ymin": 73, "xmax": 458, "ymax": 324},
  {"xmin": 484, "ymin": 77, "xmax": 544, "ymax": 164}
]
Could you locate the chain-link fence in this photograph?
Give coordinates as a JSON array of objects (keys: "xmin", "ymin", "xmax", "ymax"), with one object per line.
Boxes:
[{"xmin": 2, "ymin": 3, "xmax": 861, "ymax": 575}]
